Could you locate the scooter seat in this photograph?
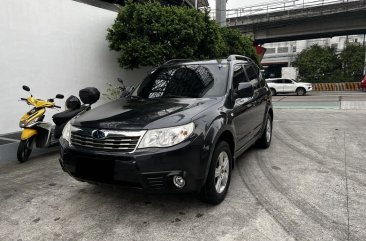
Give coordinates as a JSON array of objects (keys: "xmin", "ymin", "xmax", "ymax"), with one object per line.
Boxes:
[{"xmin": 52, "ymin": 106, "xmax": 89, "ymax": 125}]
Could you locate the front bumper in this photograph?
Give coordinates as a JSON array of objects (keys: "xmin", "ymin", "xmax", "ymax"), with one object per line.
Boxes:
[{"xmin": 59, "ymin": 137, "xmax": 208, "ymax": 193}]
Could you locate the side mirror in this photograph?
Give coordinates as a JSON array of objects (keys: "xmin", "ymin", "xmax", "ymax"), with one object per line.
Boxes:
[
  {"xmin": 22, "ymin": 85, "xmax": 30, "ymax": 91},
  {"xmin": 56, "ymin": 94, "xmax": 64, "ymax": 99},
  {"xmin": 237, "ymin": 82, "xmax": 254, "ymax": 98}
]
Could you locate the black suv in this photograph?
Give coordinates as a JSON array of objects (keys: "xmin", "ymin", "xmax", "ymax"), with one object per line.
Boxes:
[{"xmin": 59, "ymin": 55, "xmax": 273, "ymax": 204}]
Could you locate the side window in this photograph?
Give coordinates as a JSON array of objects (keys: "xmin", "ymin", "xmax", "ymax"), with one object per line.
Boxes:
[
  {"xmin": 274, "ymin": 79, "xmax": 283, "ymax": 84},
  {"xmin": 232, "ymin": 64, "xmax": 248, "ymax": 91},
  {"xmin": 258, "ymin": 70, "xmax": 266, "ymax": 88},
  {"xmin": 284, "ymin": 79, "xmax": 293, "ymax": 84},
  {"xmin": 244, "ymin": 65, "xmax": 259, "ymax": 90}
]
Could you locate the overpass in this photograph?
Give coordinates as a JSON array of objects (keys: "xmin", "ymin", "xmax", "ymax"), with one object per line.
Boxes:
[{"xmin": 219, "ymin": 0, "xmax": 366, "ymax": 44}]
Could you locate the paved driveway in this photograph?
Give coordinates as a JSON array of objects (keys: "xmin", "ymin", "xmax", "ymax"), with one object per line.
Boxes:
[{"xmin": 1, "ymin": 109, "xmax": 365, "ymax": 240}]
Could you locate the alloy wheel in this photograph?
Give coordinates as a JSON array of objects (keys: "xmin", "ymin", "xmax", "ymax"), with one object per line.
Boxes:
[{"xmin": 215, "ymin": 151, "xmax": 230, "ymax": 194}]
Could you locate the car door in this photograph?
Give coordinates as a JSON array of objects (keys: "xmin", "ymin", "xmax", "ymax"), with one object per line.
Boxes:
[
  {"xmin": 274, "ymin": 79, "xmax": 284, "ymax": 93},
  {"xmin": 231, "ymin": 64, "xmax": 255, "ymax": 149},
  {"xmin": 244, "ymin": 64, "xmax": 267, "ymax": 138},
  {"xmin": 282, "ymin": 79, "xmax": 296, "ymax": 92}
]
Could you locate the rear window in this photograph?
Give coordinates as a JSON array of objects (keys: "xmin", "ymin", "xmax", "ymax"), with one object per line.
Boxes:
[{"xmin": 135, "ymin": 64, "xmax": 229, "ymax": 98}]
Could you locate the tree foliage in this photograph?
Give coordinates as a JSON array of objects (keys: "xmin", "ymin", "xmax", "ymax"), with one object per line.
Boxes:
[
  {"xmin": 294, "ymin": 44, "xmax": 365, "ymax": 83},
  {"xmin": 107, "ymin": 1, "xmax": 258, "ymax": 70},
  {"xmin": 340, "ymin": 44, "xmax": 364, "ymax": 81},
  {"xmin": 219, "ymin": 27, "xmax": 258, "ymax": 64},
  {"xmin": 293, "ymin": 45, "xmax": 340, "ymax": 82}
]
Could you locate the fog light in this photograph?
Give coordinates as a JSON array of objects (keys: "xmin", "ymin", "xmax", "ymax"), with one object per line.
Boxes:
[{"xmin": 173, "ymin": 176, "xmax": 185, "ymax": 188}]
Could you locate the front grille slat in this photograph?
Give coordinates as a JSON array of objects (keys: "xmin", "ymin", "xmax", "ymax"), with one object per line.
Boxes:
[
  {"xmin": 71, "ymin": 138, "xmax": 138, "ymax": 146},
  {"xmin": 70, "ymin": 130, "xmax": 144, "ymax": 153},
  {"xmin": 71, "ymin": 135, "xmax": 139, "ymax": 143}
]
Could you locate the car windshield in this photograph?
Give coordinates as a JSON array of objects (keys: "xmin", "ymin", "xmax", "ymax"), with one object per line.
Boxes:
[{"xmin": 133, "ymin": 64, "xmax": 228, "ymax": 98}]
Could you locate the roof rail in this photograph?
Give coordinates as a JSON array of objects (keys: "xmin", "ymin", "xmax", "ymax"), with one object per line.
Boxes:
[
  {"xmin": 227, "ymin": 55, "xmax": 252, "ymax": 62},
  {"xmin": 163, "ymin": 59, "xmax": 194, "ymax": 65}
]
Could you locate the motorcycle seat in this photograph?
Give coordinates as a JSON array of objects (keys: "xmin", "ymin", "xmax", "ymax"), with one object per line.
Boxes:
[{"xmin": 52, "ymin": 106, "xmax": 90, "ymax": 125}]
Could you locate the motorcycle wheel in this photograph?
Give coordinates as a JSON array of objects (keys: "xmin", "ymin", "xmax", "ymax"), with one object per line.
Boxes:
[{"xmin": 17, "ymin": 137, "xmax": 34, "ymax": 163}]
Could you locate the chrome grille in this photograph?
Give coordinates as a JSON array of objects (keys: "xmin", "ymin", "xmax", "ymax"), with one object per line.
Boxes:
[{"xmin": 70, "ymin": 129, "xmax": 145, "ymax": 153}]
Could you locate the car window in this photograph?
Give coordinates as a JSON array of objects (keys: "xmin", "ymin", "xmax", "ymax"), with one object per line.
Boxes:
[
  {"xmin": 244, "ymin": 65, "xmax": 259, "ymax": 90},
  {"xmin": 135, "ymin": 64, "xmax": 229, "ymax": 98},
  {"xmin": 258, "ymin": 71, "xmax": 266, "ymax": 88},
  {"xmin": 283, "ymin": 79, "xmax": 293, "ymax": 84},
  {"xmin": 274, "ymin": 79, "xmax": 283, "ymax": 84},
  {"xmin": 232, "ymin": 64, "xmax": 248, "ymax": 91}
]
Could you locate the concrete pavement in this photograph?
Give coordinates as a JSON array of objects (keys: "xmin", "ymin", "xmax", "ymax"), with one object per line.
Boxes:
[
  {"xmin": 0, "ymin": 109, "xmax": 365, "ymax": 241},
  {"xmin": 272, "ymin": 91, "xmax": 366, "ymax": 109}
]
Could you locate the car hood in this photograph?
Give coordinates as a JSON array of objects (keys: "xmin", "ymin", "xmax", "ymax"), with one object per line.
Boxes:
[{"xmin": 72, "ymin": 97, "xmax": 221, "ymax": 130}]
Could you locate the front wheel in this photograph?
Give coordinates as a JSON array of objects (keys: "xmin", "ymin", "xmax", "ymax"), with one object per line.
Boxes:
[
  {"xmin": 17, "ymin": 137, "xmax": 34, "ymax": 163},
  {"xmin": 270, "ymin": 88, "xmax": 276, "ymax": 96},
  {"xmin": 256, "ymin": 114, "xmax": 272, "ymax": 148},
  {"xmin": 296, "ymin": 88, "xmax": 306, "ymax": 96},
  {"xmin": 200, "ymin": 141, "xmax": 232, "ymax": 204}
]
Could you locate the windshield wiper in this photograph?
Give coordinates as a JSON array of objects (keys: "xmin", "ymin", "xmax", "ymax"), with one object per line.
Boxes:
[
  {"xmin": 161, "ymin": 94, "xmax": 191, "ymax": 98},
  {"xmin": 129, "ymin": 95, "xmax": 142, "ymax": 99}
]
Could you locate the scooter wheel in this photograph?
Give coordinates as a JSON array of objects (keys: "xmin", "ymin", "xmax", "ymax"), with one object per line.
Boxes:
[{"xmin": 17, "ymin": 137, "xmax": 34, "ymax": 163}]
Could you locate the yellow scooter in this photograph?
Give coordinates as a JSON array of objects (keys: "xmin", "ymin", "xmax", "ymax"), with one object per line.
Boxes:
[{"xmin": 18, "ymin": 85, "xmax": 64, "ymax": 162}]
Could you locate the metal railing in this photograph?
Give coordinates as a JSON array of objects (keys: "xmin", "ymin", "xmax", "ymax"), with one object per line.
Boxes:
[{"xmin": 209, "ymin": 0, "xmax": 363, "ymax": 19}]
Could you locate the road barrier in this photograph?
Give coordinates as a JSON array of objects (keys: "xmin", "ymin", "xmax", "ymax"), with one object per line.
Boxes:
[{"xmin": 312, "ymin": 82, "xmax": 361, "ymax": 91}]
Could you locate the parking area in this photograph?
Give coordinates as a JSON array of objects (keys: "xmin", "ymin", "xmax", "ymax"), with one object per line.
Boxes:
[{"xmin": 1, "ymin": 93, "xmax": 366, "ymax": 241}]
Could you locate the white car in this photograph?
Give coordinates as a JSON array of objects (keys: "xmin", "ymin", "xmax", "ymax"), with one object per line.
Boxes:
[{"xmin": 266, "ymin": 78, "xmax": 312, "ymax": 96}]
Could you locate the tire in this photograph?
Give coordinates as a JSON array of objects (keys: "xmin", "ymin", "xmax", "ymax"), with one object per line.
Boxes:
[
  {"xmin": 270, "ymin": 88, "xmax": 276, "ymax": 96},
  {"xmin": 17, "ymin": 137, "xmax": 34, "ymax": 163},
  {"xmin": 200, "ymin": 141, "xmax": 232, "ymax": 204},
  {"xmin": 296, "ymin": 87, "xmax": 306, "ymax": 96},
  {"xmin": 256, "ymin": 114, "xmax": 272, "ymax": 149}
]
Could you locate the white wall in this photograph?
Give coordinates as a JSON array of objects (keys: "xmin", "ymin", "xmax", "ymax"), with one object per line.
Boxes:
[{"xmin": 0, "ymin": 0, "xmax": 153, "ymax": 134}]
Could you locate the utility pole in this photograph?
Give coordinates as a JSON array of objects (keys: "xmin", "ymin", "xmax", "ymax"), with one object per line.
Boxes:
[
  {"xmin": 195, "ymin": 0, "xmax": 198, "ymax": 9},
  {"xmin": 216, "ymin": 0, "xmax": 226, "ymax": 27}
]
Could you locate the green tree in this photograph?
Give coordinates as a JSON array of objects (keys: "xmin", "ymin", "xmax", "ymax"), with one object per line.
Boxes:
[
  {"xmin": 340, "ymin": 44, "xmax": 364, "ymax": 82},
  {"xmin": 293, "ymin": 45, "xmax": 341, "ymax": 82},
  {"xmin": 219, "ymin": 27, "xmax": 259, "ymax": 65},
  {"xmin": 107, "ymin": 1, "xmax": 223, "ymax": 69},
  {"xmin": 107, "ymin": 1, "xmax": 258, "ymax": 70}
]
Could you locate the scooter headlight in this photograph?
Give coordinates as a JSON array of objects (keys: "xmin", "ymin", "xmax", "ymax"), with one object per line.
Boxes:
[
  {"xmin": 19, "ymin": 121, "xmax": 26, "ymax": 128},
  {"xmin": 62, "ymin": 121, "xmax": 72, "ymax": 142}
]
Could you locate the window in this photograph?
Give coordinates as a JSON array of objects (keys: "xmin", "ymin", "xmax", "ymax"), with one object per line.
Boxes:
[
  {"xmin": 274, "ymin": 79, "xmax": 283, "ymax": 84},
  {"xmin": 136, "ymin": 64, "xmax": 228, "ymax": 98},
  {"xmin": 331, "ymin": 43, "xmax": 338, "ymax": 49},
  {"xmin": 245, "ymin": 65, "xmax": 259, "ymax": 89},
  {"xmin": 283, "ymin": 79, "xmax": 293, "ymax": 84},
  {"xmin": 232, "ymin": 64, "xmax": 248, "ymax": 91},
  {"xmin": 266, "ymin": 48, "xmax": 276, "ymax": 54},
  {"xmin": 277, "ymin": 47, "xmax": 289, "ymax": 53}
]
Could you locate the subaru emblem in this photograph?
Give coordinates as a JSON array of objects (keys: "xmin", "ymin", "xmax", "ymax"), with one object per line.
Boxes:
[{"xmin": 92, "ymin": 130, "xmax": 106, "ymax": 139}]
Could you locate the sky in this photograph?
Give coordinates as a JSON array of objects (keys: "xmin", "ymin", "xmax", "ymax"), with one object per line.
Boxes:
[{"xmin": 207, "ymin": 0, "xmax": 272, "ymax": 10}]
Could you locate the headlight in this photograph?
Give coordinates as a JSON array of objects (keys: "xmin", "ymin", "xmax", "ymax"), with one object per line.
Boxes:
[
  {"xmin": 138, "ymin": 123, "xmax": 195, "ymax": 149},
  {"xmin": 62, "ymin": 121, "xmax": 72, "ymax": 142},
  {"xmin": 19, "ymin": 121, "xmax": 26, "ymax": 128},
  {"xmin": 26, "ymin": 119, "xmax": 38, "ymax": 127}
]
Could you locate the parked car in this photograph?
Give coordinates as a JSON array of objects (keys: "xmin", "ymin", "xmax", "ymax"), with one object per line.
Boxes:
[
  {"xmin": 59, "ymin": 55, "xmax": 273, "ymax": 204},
  {"xmin": 361, "ymin": 75, "xmax": 366, "ymax": 91},
  {"xmin": 266, "ymin": 78, "xmax": 312, "ymax": 96}
]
